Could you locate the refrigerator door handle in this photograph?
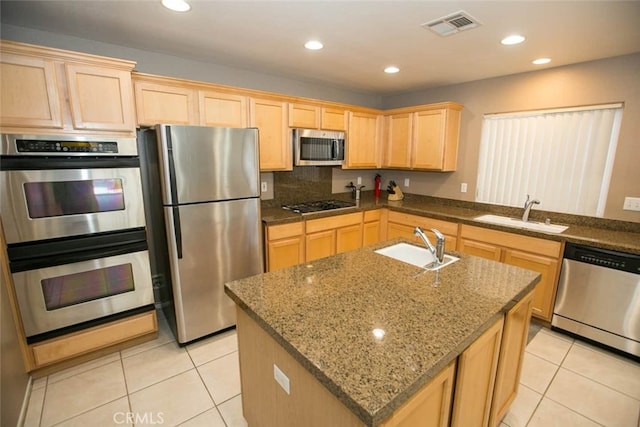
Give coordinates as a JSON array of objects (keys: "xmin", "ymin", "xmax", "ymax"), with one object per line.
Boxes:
[
  {"xmin": 165, "ymin": 128, "xmax": 180, "ymax": 205},
  {"xmin": 171, "ymin": 206, "xmax": 183, "ymax": 259}
]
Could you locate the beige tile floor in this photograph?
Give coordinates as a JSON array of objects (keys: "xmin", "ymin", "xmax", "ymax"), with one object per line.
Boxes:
[{"xmin": 22, "ymin": 313, "xmax": 640, "ymax": 426}]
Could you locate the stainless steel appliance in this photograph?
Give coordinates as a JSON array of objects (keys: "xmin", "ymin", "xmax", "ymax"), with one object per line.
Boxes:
[
  {"xmin": 0, "ymin": 134, "xmax": 154, "ymax": 343},
  {"xmin": 293, "ymin": 128, "xmax": 345, "ymax": 166},
  {"xmin": 552, "ymin": 243, "xmax": 640, "ymax": 359},
  {"xmin": 138, "ymin": 125, "xmax": 263, "ymax": 344},
  {"xmin": 282, "ymin": 199, "xmax": 356, "ymax": 214}
]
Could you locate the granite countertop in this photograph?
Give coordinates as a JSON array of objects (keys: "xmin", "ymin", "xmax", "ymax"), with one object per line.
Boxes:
[
  {"xmin": 225, "ymin": 239, "xmax": 540, "ymax": 426},
  {"xmin": 261, "ymin": 193, "xmax": 640, "ymax": 255}
]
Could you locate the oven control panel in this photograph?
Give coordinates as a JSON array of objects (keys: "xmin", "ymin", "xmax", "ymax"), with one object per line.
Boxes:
[{"xmin": 16, "ymin": 140, "xmax": 119, "ymax": 153}]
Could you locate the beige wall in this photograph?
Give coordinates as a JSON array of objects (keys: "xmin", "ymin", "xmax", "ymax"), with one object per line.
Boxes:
[{"xmin": 383, "ymin": 53, "xmax": 640, "ymax": 222}]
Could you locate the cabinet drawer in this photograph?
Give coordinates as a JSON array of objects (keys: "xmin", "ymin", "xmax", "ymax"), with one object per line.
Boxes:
[
  {"xmin": 388, "ymin": 211, "xmax": 459, "ymax": 236},
  {"xmin": 363, "ymin": 209, "xmax": 382, "ymax": 222},
  {"xmin": 460, "ymin": 225, "xmax": 561, "ymax": 258},
  {"xmin": 266, "ymin": 222, "xmax": 304, "ymax": 240},
  {"xmin": 306, "ymin": 212, "xmax": 362, "ymax": 233}
]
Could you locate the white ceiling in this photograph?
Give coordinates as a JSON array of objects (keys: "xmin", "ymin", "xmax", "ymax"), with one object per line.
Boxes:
[{"xmin": 2, "ymin": 1, "xmax": 639, "ymax": 95}]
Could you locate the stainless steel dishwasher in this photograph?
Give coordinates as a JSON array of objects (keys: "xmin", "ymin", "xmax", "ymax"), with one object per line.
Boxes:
[{"xmin": 552, "ymin": 243, "xmax": 640, "ymax": 359}]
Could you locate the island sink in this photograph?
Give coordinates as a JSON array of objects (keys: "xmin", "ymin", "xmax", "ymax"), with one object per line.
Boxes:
[
  {"xmin": 374, "ymin": 242, "xmax": 459, "ymax": 270},
  {"xmin": 474, "ymin": 214, "xmax": 569, "ymax": 234}
]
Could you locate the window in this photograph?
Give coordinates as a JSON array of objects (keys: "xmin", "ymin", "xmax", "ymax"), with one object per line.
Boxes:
[{"xmin": 476, "ymin": 104, "xmax": 623, "ymax": 217}]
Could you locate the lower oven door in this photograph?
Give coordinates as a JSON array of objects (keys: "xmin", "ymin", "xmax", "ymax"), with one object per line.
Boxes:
[{"xmin": 12, "ymin": 249, "xmax": 154, "ymax": 341}]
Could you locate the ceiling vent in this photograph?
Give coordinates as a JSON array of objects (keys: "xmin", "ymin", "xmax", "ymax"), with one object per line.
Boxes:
[{"xmin": 422, "ymin": 11, "xmax": 481, "ymax": 37}]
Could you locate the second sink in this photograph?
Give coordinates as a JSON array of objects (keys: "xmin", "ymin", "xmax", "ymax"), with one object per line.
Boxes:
[{"xmin": 474, "ymin": 214, "xmax": 568, "ymax": 233}]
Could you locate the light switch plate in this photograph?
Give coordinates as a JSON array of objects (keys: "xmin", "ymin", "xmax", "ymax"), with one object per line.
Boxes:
[
  {"xmin": 404, "ymin": 178, "xmax": 410, "ymax": 187},
  {"xmin": 623, "ymin": 197, "xmax": 640, "ymax": 211},
  {"xmin": 357, "ymin": 176, "xmax": 362, "ymax": 185},
  {"xmin": 261, "ymin": 181, "xmax": 268, "ymax": 192},
  {"xmin": 274, "ymin": 364, "xmax": 290, "ymax": 394},
  {"xmin": 460, "ymin": 183, "xmax": 468, "ymax": 193}
]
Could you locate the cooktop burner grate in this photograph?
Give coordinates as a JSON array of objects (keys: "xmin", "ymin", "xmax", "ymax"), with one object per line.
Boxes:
[{"xmin": 282, "ymin": 199, "xmax": 356, "ymax": 214}]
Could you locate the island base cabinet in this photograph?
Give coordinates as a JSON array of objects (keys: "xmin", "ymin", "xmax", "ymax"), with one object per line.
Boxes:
[{"xmin": 489, "ymin": 290, "xmax": 535, "ymax": 426}]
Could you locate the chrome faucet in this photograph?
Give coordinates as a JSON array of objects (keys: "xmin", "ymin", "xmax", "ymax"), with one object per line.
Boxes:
[
  {"xmin": 522, "ymin": 195, "xmax": 540, "ymax": 222},
  {"xmin": 414, "ymin": 227, "xmax": 446, "ymax": 264}
]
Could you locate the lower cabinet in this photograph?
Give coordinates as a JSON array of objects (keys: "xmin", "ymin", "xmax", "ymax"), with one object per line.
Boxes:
[
  {"xmin": 362, "ymin": 209, "xmax": 382, "ymax": 246},
  {"xmin": 305, "ymin": 212, "xmax": 363, "ymax": 262},
  {"xmin": 386, "ymin": 211, "xmax": 459, "ymax": 249},
  {"xmin": 264, "ymin": 222, "xmax": 305, "ymax": 272},
  {"xmin": 459, "ymin": 225, "xmax": 561, "ymax": 321}
]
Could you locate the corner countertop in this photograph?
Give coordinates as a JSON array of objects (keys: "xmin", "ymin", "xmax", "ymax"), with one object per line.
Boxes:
[
  {"xmin": 261, "ymin": 193, "xmax": 640, "ymax": 255},
  {"xmin": 225, "ymin": 239, "xmax": 540, "ymax": 426}
]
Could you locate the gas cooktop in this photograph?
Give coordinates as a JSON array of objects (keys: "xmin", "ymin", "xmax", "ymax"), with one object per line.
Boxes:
[{"xmin": 282, "ymin": 199, "xmax": 356, "ymax": 214}]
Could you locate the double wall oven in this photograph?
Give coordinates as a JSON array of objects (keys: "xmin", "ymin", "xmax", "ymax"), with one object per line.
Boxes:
[{"xmin": 0, "ymin": 134, "xmax": 154, "ymax": 344}]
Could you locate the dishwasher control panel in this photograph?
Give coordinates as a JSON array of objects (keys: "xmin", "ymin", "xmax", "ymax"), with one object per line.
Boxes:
[{"xmin": 565, "ymin": 243, "xmax": 640, "ymax": 274}]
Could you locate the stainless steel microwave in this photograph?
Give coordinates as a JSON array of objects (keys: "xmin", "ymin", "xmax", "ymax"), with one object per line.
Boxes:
[{"xmin": 293, "ymin": 128, "xmax": 345, "ymax": 166}]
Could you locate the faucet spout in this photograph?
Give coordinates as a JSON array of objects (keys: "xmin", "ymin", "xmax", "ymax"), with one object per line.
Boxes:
[
  {"xmin": 413, "ymin": 227, "xmax": 435, "ymax": 255},
  {"xmin": 522, "ymin": 194, "xmax": 540, "ymax": 222}
]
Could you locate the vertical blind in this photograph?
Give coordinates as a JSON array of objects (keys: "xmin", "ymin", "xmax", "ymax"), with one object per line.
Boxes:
[{"xmin": 476, "ymin": 104, "xmax": 623, "ymax": 217}]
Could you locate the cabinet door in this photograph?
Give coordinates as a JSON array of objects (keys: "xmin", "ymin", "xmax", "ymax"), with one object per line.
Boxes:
[
  {"xmin": 289, "ymin": 103, "xmax": 320, "ymax": 128},
  {"xmin": 503, "ymin": 249, "xmax": 559, "ymax": 321},
  {"xmin": 383, "ymin": 113, "xmax": 412, "ymax": 168},
  {"xmin": 451, "ymin": 317, "xmax": 504, "ymax": 427},
  {"xmin": 65, "ymin": 64, "xmax": 135, "ymax": 132},
  {"xmin": 413, "ymin": 109, "xmax": 446, "ymax": 170},
  {"xmin": 490, "ymin": 290, "xmax": 534, "ymax": 426},
  {"xmin": 336, "ymin": 224, "xmax": 363, "ymax": 254},
  {"xmin": 306, "ymin": 230, "xmax": 335, "ymax": 262},
  {"xmin": 267, "ymin": 237, "xmax": 305, "ymax": 272},
  {"xmin": 199, "ymin": 91, "xmax": 247, "ymax": 127},
  {"xmin": 345, "ymin": 111, "xmax": 380, "ymax": 169},
  {"xmin": 0, "ymin": 53, "xmax": 62, "ymax": 129},
  {"xmin": 458, "ymin": 239, "xmax": 503, "ymax": 261},
  {"xmin": 321, "ymin": 107, "xmax": 347, "ymax": 131},
  {"xmin": 250, "ymin": 98, "xmax": 292, "ymax": 171},
  {"xmin": 387, "ymin": 222, "xmax": 416, "ymax": 242},
  {"xmin": 134, "ymin": 80, "xmax": 197, "ymax": 126}
]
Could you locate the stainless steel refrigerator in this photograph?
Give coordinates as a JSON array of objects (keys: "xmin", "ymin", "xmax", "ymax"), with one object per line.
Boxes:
[{"xmin": 138, "ymin": 125, "xmax": 263, "ymax": 344}]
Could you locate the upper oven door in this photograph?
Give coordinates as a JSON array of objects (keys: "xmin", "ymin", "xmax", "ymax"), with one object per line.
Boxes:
[{"xmin": 0, "ymin": 165, "xmax": 145, "ymax": 244}]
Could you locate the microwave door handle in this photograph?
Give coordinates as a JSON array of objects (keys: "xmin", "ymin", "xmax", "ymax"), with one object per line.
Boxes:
[{"xmin": 332, "ymin": 139, "xmax": 338, "ymax": 160}]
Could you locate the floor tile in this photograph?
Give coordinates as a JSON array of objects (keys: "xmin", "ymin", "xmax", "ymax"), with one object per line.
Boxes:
[
  {"xmin": 519, "ymin": 352, "xmax": 559, "ymax": 394},
  {"xmin": 23, "ymin": 386, "xmax": 45, "ymax": 427},
  {"xmin": 546, "ymin": 367, "xmax": 640, "ymax": 427},
  {"xmin": 187, "ymin": 329, "xmax": 238, "ymax": 366},
  {"xmin": 502, "ymin": 384, "xmax": 542, "ymax": 427},
  {"xmin": 562, "ymin": 343, "xmax": 640, "ymax": 400},
  {"xmin": 121, "ymin": 312, "xmax": 175, "ymax": 359},
  {"xmin": 122, "ymin": 341, "xmax": 194, "ymax": 393},
  {"xmin": 528, "ymin": 397, "xmax": 601, "ymax": 427},
  {"xmin": 218, "ymin": 394, "xmax": 248, "ymax": 427},
  {"xmin": 197, "ymin": 351, "xmax": 241, "ymax": 404},
  {"xmin": 540, "ymin": 327, "xmax": 575, "ymax": 344},
  {"xmin": 525, "ymin": 330, "xmax": 572, "ymax": 365},
  {"xmin": 40, "ymin": 360, "xmax": 127, "ymax": 427},
  {"xmin": 178, "ymin": 407, "xmax": 227, "ymax": 427},
  {"xmin": 47, "ymin": 352, "xmax": 120, "ymax": 385},
  {"xmin": 55, "ymin": 397, "xmax": 131, "ymax": 427},
  {"xmin": 129, "ymin": 369, "xmax": 214, "ymax": 426}
]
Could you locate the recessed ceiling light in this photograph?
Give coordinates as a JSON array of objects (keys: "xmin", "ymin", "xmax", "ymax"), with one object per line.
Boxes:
[
  {"xmin": 532, "ymin": 58, "xmax": 552, "ymax": 65},
  {"xmin": 304, "ymin": 40, "xmax": 324, "ymax": 50},
  {"xmin": 501, "ymin": 35, "xmax": 525, "ymax": 45},
  {"xmin": 162, "ymin": 0, "xmax": 190, "ymax": 12},
  {"xmin": 384, "ymin": 66, "xmax": 400, "ymax": 74}
]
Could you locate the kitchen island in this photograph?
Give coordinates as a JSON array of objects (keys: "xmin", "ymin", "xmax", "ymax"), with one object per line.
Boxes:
[{"xmin": 225, "ymin": 239, "xmax": 540, "ymax": 426}]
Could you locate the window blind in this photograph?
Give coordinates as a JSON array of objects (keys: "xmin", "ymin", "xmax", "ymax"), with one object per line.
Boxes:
[{"xmin": 476, "ymin": 104, "xmax": 623, "ymax": 217}]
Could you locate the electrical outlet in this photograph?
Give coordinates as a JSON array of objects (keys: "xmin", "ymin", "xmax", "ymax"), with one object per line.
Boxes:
[
  {"xmin": 404, "ymin": 178, "xmax": 410, "ymax": 187},
  {"xmin": 623, "ymin": 197, "xmax": 640, "ymax": 211},
  {"xmin": 460, "ymin": 183, "xmax": 468, "ymax": 193},
  {"xmin": 261, "ymin": 181, "xmax": 268, "ymax": 192},
  {"xmin": 274, "ymin": 364, "xmax": 290, "ymax": 394},
  {"xmin": 356, "ymin": 176, "xmax": 362, "ymax": 185}
]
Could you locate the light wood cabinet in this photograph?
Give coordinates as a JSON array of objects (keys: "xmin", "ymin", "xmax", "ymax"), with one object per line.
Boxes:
[
  {"xmin": 386, "ymin": 211, "xmax": 459, "ymax": 250},
  {"xmin": 289, "ymin": 103, "xmax": 348, "ymax": 131},
  {"xmin": 198, "ymin": 90, "xmax": 247, "ymax": 127},
  {"xmin": 344, "ymin": 111, "xmax": 381, "ymax": 169},
  {"xmin": 305, "ymin": 212, "xmax": 363, "ymax": 261},
  {"xmin": 382, "ymin": 103, "xmax": 463, "ymax": 171},
  {"xmin": 265, "ymin": 222, "xmax": 305, "ymax": 272},
  {"xmin": 490, "ymin": 290, "xmax": 535, "ymax": 426},
  {"xmin": 134, "ymin": 79, "xmax": 198, "ymax": 125},
  {"xmin": 250, "ymin": 97, "xmax": 292, "ymax": 171},
  {"xmin": 458, "ymin": 225, "xmax": 561, "ymax": 321},
  {"xmin": 362, "ymin": 210, "xmax": 382, "ymax": 246},
  {"xmin": 1, "ymin": 40, "xmax": 136, "ymax": 135},
  {"xmin": 451, "ymin": 317, "xmax": 504, "ymax": 427}
]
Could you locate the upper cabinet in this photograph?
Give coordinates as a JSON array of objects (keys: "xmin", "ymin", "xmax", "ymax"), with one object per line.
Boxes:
[
  {"xmin": 383, "ymin": 102, "xmax": 463, "ymax": 171},
  {"xmin": 250, "ymin": 97, "xmax": 292, "ymax": 171},
  {"xmin": 134, "ymin": 79, "xmax": 198, "ymax": 125},
  {"xmin": 0, "ymin": 40, "xmax": 136, "ymax": 135},
  {"xmin": 288, "ymin": 103, "xmax": 347, "ymax": 131},
  {"xmin": 344, "ymin": 111, "xmax": 382, "ymax": 169},
  {"xmin": 199, "ymin": 90, "xmax": 247, "ymax": 128}
]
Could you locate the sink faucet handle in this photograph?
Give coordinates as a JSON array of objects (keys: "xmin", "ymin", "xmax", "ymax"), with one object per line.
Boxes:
[{"xmin": 431, "ymin": 228, "xmax": 445, "ymax": 242}]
